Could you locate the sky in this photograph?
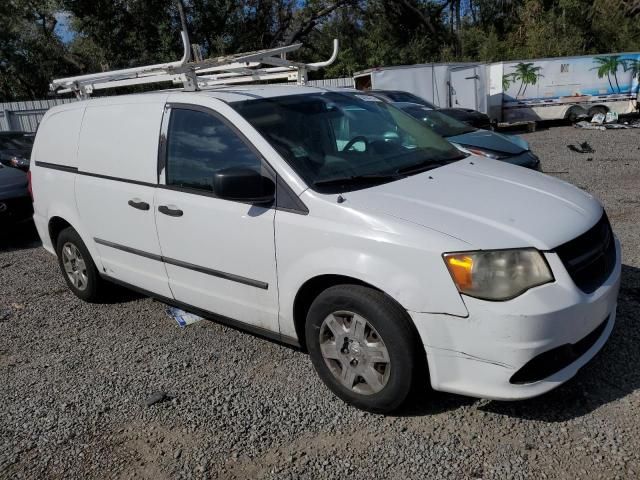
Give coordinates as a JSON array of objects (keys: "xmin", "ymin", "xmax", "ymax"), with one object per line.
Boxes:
[{"xmin": 54, "ymin": 12, "xmax": 75, "ymax": 44}]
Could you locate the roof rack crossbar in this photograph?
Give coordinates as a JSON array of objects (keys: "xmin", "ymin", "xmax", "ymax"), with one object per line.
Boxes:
[{"xmin": 50, "ymin": 30, "xmax": 338, "ymax": 98}]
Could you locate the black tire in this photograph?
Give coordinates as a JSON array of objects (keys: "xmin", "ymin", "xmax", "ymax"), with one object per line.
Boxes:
[
  {"xmin": 588, "ymin": 105, "xmax": 608, "ymax": 118},
  {"xmin": 305, "ymin": 284, "xmax": 421, "ymax": 413},
  {"xmin": 55, "ymin": 227, "xmax": 105, "ymax": 302},
  {"xmin": 565, "ymin": 106, "xmax": 586, "ymax": 124}
]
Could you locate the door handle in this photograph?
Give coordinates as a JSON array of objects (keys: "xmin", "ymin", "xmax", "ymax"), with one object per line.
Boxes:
[
  {"xmin": 158, "ymin": 205, "xmax": 183, "ymax": 217},
  {"xmin": 128, "ymin": 199, "xmax": 150, "ymax": 211}
]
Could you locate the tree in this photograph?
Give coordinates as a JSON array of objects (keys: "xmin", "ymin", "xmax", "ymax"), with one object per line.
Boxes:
[
  {"xmin": 0, "ymin": 0, "xmax": 82, "ymax": 100},
  {"xmin": 2, "ymin": 0, "xmax": 640, "ymax": 101}
]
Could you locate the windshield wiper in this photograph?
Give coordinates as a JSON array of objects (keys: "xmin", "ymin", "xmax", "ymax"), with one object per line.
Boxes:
[
  {"xmin": 395, "ymin": 156, "xmax": 465, "ymax": 176},
  {"xmin": 313, "ymin": 173, "xmax": 403, "ymax": 188}
]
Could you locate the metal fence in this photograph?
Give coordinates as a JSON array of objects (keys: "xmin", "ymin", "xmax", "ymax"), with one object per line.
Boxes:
[
  {"xmin": 0, "ymin": 77, "xmax": 354, "ymax": 132},
  {"xmin": 306, "ymin": 77, "xmax": 354, "ymax": 88},
  {"xmin": 0, "ymin": 98, "xmax": 76, "ymax": 132}
]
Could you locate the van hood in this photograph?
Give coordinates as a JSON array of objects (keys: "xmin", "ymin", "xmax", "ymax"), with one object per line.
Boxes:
[{"xmin": 344, "ymin": 158, "xmax": 602, "ymax": 250}]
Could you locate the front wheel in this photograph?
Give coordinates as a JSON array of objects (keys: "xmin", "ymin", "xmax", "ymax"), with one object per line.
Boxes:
[{"xmin": 306, "ymin": 285, "xmax": 421, "ymax": 413}]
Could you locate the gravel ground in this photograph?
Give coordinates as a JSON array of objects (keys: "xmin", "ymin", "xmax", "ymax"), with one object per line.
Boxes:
[{"xmin": 1, "ymin": 125, "xmax": 639, "ymax": 480}]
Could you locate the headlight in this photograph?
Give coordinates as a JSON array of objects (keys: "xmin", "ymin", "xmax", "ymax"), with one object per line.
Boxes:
[
  {"xmin": 443, "ymin": 249, "xmax": 554, "ymax": 301},
  {"xmin": 465, "ymin": 147, "xmax": 503, "ymax": 160}
]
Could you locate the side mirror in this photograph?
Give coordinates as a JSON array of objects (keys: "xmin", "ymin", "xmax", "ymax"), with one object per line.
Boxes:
[{"xmin": 213, "ymin": 167, "xmax": 275, "ymax": 204}]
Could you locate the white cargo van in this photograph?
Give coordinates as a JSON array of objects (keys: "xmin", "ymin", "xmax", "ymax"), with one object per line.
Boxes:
[{"xmin": 31, "ymin": 85, "xmax": 621, "ymax": 412}]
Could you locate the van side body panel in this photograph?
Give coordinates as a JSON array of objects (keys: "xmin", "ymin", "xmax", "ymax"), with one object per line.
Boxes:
[
  {"xmin": 74, "ymin": 95, "xmax": 173, "ymax": 297},
  {"xmin": 31, "ymin": 105, "xmax": 88, "ymax": 255},
  {"xmin": 274, "ymin": 190, "xmax": 472, "ymax": 339}
]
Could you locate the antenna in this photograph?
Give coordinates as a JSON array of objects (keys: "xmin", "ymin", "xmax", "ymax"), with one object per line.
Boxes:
[{"xmin": 49, "ymin": 14, "xmax": 339, "ymax": 99}]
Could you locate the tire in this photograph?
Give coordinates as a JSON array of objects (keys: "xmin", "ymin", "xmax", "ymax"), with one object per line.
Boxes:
[
  {"xmin": 588, "ymin": 105, "xmax": 608, "ymax": 117},
  {"xmin": 55, "ymin": 227, "xmax": 105, "ymax": 302},
  {"xmin": 305, "ymin": 284, "xmax": 421, "ymax": 413},
  {"xmin": 565, "ymin": 106, "xmax": 586, "ymax": 123}
]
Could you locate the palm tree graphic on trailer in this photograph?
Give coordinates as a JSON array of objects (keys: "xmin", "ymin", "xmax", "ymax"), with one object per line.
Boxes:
[
  {"xmin": 503, "ymin": 62, "xmax": 543, "ymax": 98},
  {"xmin": 592, "ymin": 56, "xmax": 624, "ymax": 93},
  {"xmin": 623, "ymin": 58, "xmax": 640, "ymax": 94}
]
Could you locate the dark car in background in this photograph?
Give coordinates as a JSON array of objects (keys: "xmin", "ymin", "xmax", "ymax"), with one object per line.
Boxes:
[
  {"xmin": 0, "ymin": 163, "xmax": 33, "ymax": 225},
  {"xmin": 0, "ymin": 131, "xmax": 34, "ymax": 172},
  {"xmin": 368, "ymin": 89, "xmax": 491, "ymax": 129},
  {"xmin": 436, "ymin": 107, "xmax": 492, "ymax": 130},
  {"xmin": 393, "ymin": 102, "xmax": 540, "ymax": 170}
]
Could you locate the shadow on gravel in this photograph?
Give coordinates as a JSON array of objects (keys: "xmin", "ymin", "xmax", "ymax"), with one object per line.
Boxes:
[
  {"xmin": 0, "ymin": 220, "xmax": 41, "ymax": 252},
  {"xmin": 396, "ymin": 264, "xmax": 640, "ymax": 421},
  {"xmin": 0, "ymin": 219, "xmax": 144, "ymax": 304},
  {"xmin": 478, "ymin": 264, "xmax": 640, "ymax": 423},
  {"xmin": 397, "ymin": 388, "xmax": 476, "ymax": 417},
  {"xmin": 101, "ymin": 285, "xmax": 146, "ymax": 304}
]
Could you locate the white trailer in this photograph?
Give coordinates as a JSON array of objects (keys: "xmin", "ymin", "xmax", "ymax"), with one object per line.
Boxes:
[
  {"xmin": 353, "ymin": 62, "xmax": 483, "ymax": 110},
  {"xmin": 354, "ymin": 52, "xmax": 640, "ymax": 124}
]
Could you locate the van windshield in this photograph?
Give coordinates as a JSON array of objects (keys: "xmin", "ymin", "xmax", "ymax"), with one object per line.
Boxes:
[{"xmin": 232, "ymin": 92, "xmax": 465, "ymax": 192}]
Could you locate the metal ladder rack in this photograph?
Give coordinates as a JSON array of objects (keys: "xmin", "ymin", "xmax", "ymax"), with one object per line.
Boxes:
[{"xmin": 50, "ymin": 30, "xmax": 339, "ymax": 99}]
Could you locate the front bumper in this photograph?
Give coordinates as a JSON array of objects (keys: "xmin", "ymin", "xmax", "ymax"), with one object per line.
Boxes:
[{"xmin": 409, "ymin": 238, "xmax": 621, "ymax": 400}]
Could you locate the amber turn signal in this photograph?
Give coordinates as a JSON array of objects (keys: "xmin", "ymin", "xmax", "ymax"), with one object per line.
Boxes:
[{"xmin": 443, "ymin": 254, "xmax": 474, "ymax": 290}]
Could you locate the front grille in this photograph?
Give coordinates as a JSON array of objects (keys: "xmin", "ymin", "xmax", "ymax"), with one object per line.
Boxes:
[
  {"xmin": 554, "ymin": 212, "xmax": 616, "ymax": 294},
  {"xmin": 509, "ymin": 316, "xmax": 609, "ymax": 384}
]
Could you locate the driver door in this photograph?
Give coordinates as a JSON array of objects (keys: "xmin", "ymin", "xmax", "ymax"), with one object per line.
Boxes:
[{"xmin": 154, "ymin": 102, "xmax": 279, "ymax": 333}]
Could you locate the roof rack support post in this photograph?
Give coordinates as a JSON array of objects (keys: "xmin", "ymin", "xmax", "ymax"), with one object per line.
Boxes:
[
  {"xmin": 182, "ymin": 70, "xmax": 199, "ymax": 91},
  {"xmin": 74, "ymin": 83, "xmax": 92, "ymax": 100},
  {"xmin": 297, "ymin": 66, "xmax": 308, "ymax": 85}
]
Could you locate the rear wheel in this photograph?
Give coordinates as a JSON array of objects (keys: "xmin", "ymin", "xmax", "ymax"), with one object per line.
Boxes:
[
  {"xmin": 305, "ymin": 285, "xmax": 420, "ymax": 413},
  {"xmin": 588, "ymin": 105, "xmax": 608, "ymax": 118},
  {"xmin": 55, "ymin": 227, "xmax": 105, "ymax": 302}
]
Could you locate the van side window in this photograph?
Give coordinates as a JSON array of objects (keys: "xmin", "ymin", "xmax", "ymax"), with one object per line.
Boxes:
[{"xmin": 166, "ymin": 108, "xmax": 261, "ymax": 192}]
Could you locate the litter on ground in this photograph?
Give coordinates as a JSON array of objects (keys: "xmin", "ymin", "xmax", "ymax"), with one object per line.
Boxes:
[
  {"xmin": 605, "ymin": 111, "xmax": 619, "ymax": 123},
  {"xmin": 567, "ymin": 142, "xmax": 595, "ymax": 154},
  {"xmin": 575, "ymin": 119, "xmax": 640, "ymax": 130},
  {"xmin": 166, "ymin": 306, "xmax": 204, "ymax": 328}
]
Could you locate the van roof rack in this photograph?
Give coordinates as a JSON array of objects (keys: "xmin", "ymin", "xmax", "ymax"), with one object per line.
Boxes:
[{"xmin": 50, "ymin": 30, "xmax": 339, "ymax": 99}]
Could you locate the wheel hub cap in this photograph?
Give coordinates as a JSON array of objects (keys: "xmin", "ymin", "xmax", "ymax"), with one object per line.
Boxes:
[
  {"xmin": 61, "ymin": 242, "xmax": 88, "ymax": 292},
  {"xmin": 348, "ymin": 341, "xmax": 362, "ymax": 356},
  {"xmin": 318, "ymin": 311, "xmax": 391, "ymax": 395}
]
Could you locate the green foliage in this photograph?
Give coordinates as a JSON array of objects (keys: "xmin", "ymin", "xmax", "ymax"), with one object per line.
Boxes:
[
  {"xmin": 1, "ymin": 0, "xmax": 640, "ymax": 100},
  {"xmin": 0, "ymin": 0, "xmax": 79, "ymax": 100}
]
